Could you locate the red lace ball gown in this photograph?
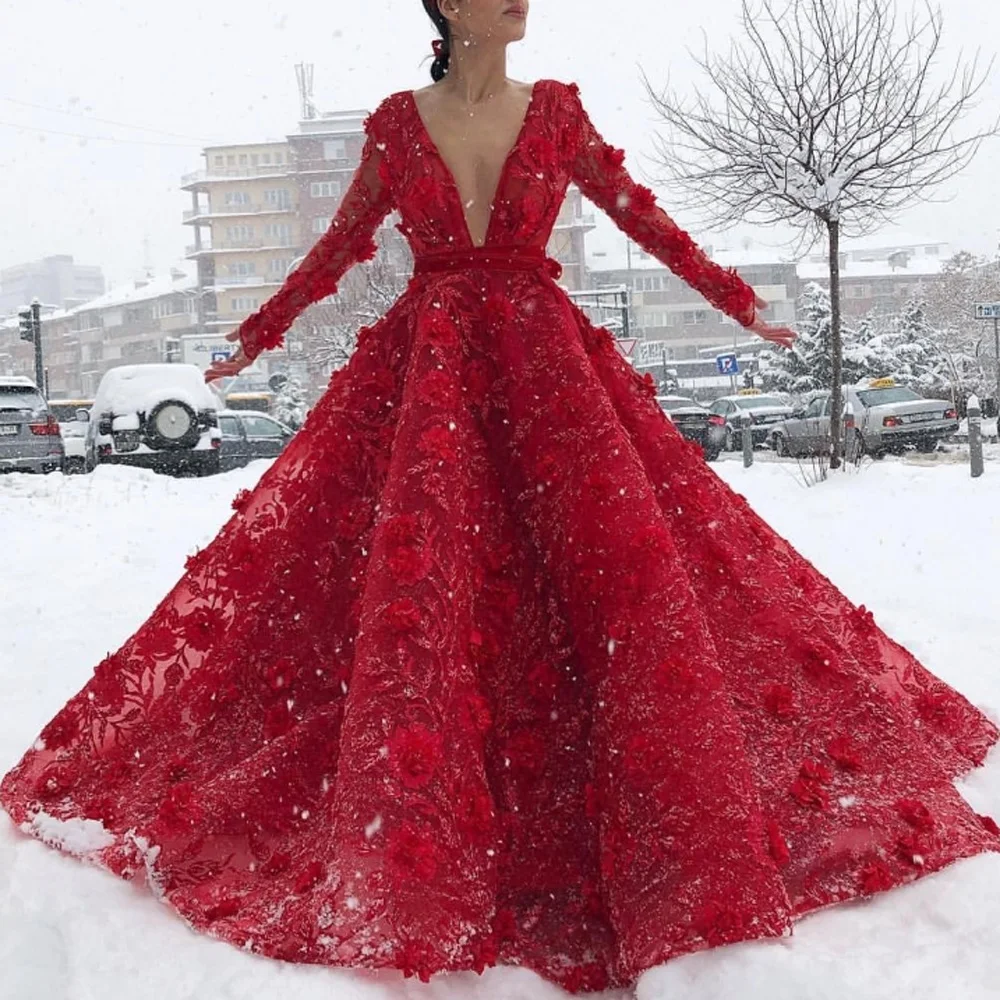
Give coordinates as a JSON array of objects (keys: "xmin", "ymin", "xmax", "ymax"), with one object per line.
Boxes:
[{"xmin": 2, "ymin": 79, "xmax": 998, "ymax": 994}]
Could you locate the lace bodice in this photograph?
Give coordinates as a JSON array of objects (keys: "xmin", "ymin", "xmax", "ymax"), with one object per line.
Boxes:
[{"xmin": 236, "ymin": 79, "xmax": 757, "ymax": 360}]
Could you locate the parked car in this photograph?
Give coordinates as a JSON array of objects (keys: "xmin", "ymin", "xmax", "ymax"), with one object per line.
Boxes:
[
  {"xmin": 0, "ymin": 375, "xmax": 64, "ymax": 474},
  {"xmin": 771, "ymin": 393, "xmax": 855, "ymax": 457},
  {"xmin": 217, "ymin": 409, "xmax": 294, "ymax": 471},
  {"xmin": 48, "ymin": 399, "xmax": 93, "ymax": 474},
  {"xmin": 84, "ymin": 364, "xmax": 222, "ymax": 475},
  {"xmin": 771, "ymin": 378, "xmax": 959, "ymax": 458},
  {"xmin": 707, "ymin": 391, "xmax": 795, "ymax": 451},
  {"xmin": 656, "ymin": 395, "xmax": 722, "ymax": 461},
  {"xmin": 847, "ymin": 377, "xmax": 958, "ymax": 456}
]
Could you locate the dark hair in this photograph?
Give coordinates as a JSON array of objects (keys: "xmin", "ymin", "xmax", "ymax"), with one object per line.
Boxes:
[{"xmin": 422, "ymin": 0, "xmax": 451, "ymax": 81}]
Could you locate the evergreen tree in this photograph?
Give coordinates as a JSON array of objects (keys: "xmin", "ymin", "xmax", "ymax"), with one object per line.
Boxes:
[{"xmin": 274, "ymin": 376, "xmax": 308, "ymax": 430}]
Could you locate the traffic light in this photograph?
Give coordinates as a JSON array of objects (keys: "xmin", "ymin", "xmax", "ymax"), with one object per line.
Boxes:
[{"xmin": 18, "ymin": 307, "xmax": 35, "ymax": 343}]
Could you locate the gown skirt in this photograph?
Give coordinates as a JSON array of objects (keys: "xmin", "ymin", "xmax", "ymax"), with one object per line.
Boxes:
[{"xmin": 2, "ymin": 78, "xmax": 998, "ymax": 993}]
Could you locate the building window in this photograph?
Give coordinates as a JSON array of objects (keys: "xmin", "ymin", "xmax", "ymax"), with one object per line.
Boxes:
[
  {"xmin": 238, "ymin": 154, "xmax": 248, "ymax": 166},
  {"xmin": 312, "ymin": 216, "xmax": 333, "ymax": 233},
  {"xmin": 682, "ymin": 310, "xmax": 708, "ymax": 325},
  {"xmin": 231, "ymin": 297, "xmax": 260, "ymax": 312},
  {"xmin": 226, "ymin": 154, "xmax": 236, "ymax": 166},
  {"xmin": 275, "ymin": 151, "xmax": 284, "ymax": 165},
  {"xmin": 226, "ymin": 225, "xmax": 254, "ymax": 242},
  {"xmin": 226, "ymin": 261, "xmax": 257, "ymax": 276},
  {"xmin": 263, "ymin": 222, "xmax": 292, "ymax": 243},
  {"xmin": 310, "ymin": 180, "xmax": 342, "ymax": 199},
  {"xmin": 263, "ymin": 188, "xmax": 292, "ymax": 208},
  {"xmin": 224, "ymin": 191, "xmax": 252, "ymax": 206},
  {"xmin": 323, "ymin": 139, "xmax": 347, "ymax": 161},
  {"xmin": 213, "ymin": 155, "xmax": 224, "ymax": 167},
  {"xmin": 270, "ymin": 257, "xmax": 293, "ymax": 275}
]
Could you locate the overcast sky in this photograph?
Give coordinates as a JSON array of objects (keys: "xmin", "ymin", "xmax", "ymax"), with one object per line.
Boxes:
[{"xmin": 1, "ymin": 0, "xmax": 997, "ymax": 288}]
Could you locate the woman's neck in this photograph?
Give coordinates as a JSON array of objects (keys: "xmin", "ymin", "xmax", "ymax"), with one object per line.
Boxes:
[{"xmin": 440, "ymin": 46, "xmax": 511, "ymax": 104}]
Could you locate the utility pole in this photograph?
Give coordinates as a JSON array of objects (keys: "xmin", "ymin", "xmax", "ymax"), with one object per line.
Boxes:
[{"xmin": 17, "ymin": 300, "xmax": 44, "ymax": 393}]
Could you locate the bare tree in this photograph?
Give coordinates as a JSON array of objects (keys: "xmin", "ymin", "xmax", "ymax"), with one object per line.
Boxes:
[
  {"xmin": 925, "ymin": 250, "xmax": 1000, "ymax": 402},
  {"xmin": 295, "ymin": 234, "xmax": 412, "ymax": 385},
  {"xmin": 646, "ymin": 0, "xmax": 996, "ymax": 467}
]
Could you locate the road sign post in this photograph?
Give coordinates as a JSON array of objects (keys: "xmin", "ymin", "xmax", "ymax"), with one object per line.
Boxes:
[
  {"xmin": 716, "ymin": 352, "xmax": 740, "ymax": 394},
  {"xmin": 974, "ymin": 303, "xmax": 1000, "ymax": 416}
]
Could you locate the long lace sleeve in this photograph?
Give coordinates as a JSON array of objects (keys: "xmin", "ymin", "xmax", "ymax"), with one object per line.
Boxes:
[
  {"xmin": 235, "ymin": 104, "xmax": 395, "ymax": 361},
  {"xmin": 566, "ymin": 83, "xmax": 757, "ymax": 328}
]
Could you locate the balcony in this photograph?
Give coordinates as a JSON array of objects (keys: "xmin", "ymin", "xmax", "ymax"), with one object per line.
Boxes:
[
  {"xmin": 183, "ymin": 202, "xmax": 297, "ymax": 222},
  {"xmin": 181, "ymin": 165, "xmax": 292, "ymax": 188},
  {"xmin": 553, "ymin": 212, "xmax": 597, "ymax": 231},
  {"xmin": 186, "ymin": 239, "xmax": 298, "ymax": 257},
  {"xmin": 203, "ymin": 276, "xmax": 284, "ymax": 289}
]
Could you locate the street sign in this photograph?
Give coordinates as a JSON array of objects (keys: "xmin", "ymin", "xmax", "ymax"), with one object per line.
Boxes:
[
  {"xmin": 210, "ymin": 350, "xmax": 233, "ymax": 363},
  {"xmin": 615, "ymin": 337, "xmax": 639, "ymax": 359},
  {"xmin": 715, "ymin": 352, "xmax": 740, "ymax": 376},
  {"xmin": 974, "ymin": 303, "xmax": 1000, "ymax": 319}
]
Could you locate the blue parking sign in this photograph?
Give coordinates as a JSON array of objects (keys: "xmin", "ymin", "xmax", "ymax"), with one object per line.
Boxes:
[
  {"xmin": 211, "ymin": 350, "xmax": 233, "ymax": 363},
  {"xmin": 716, "ymin": 353, "xmax": 740, "ymax": 376}
]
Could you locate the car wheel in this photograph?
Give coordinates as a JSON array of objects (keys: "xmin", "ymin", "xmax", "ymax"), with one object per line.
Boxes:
[
  {"xmin": 143, "ymin": 399, "xmax": 200, "ymax": 451},
  {"xmin": 772, "ymin": 433, "xmax": 788, "ymax": 457},
  {"xmin": 704, "ymin": 447, "xmax": 721, "ymax": 462},
  {"xmin": 847, "ymin": 430, "xmax": 866, "ymax": 460},
  {"xmin": 915, "ymin": 438, "xmax": 938, "ymax": 454},
  {"xmin": 724, "ymin": 427, "xmax": 736, "ymax": 452}
]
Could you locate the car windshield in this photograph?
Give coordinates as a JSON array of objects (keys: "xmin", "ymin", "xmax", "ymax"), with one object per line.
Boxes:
[
  {"xmin": 0, "ymin": 387, "xmax": 45, "ymax": 413},
  {"xmin": 735, "ymin": 396, "xmax": 784, "ymax": 410},
  {"xmin": 855, "ymin": 386, "xmax": 923, "ymax": 406},
  {"xmin": 49, "ymin": 403, "xmax": 88, "ymax": 422},
  {"xmin": 659, "ymin": 397, "xmax": 698, "ymax": 411}
]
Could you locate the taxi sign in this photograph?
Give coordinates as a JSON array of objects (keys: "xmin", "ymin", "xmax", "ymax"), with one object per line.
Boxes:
[
  {"xmin": 737, "ymin": 388, "xmax": 762, "ymax": 396},
  {"xmin": 868, "ymin": 377, "xmax": 896, "ymax": 389}
]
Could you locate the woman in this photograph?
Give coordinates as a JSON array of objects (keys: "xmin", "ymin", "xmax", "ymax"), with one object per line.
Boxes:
[{"xmin": 2, "ymin": 0, "xmax": 997, "ymax": 994}]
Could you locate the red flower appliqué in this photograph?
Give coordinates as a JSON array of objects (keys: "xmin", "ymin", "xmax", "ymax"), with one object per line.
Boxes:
[
  {"xmin": 388, "ymin": 723, "xmax": 444, "ymax": 789},
  {"xmin": 387, "ymin": 822, "xmax": 439, "ymax": 881},
  {"xmin": 763, "ymin": 683, "xmax": 797, "ymax": 720},
  {"xmin": 383, "ymin": 513, "xmax": 432, "ymax": 585},
  {"xmin": 859, "ymin": 859, "xmax": 894, "ymax": 894},
  {"xmin": 418, "ymin": 422, "xmax": 458, "ymax": 463}
]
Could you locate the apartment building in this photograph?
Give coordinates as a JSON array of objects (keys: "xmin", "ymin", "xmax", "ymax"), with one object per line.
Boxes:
[
  {"xmin": 798, "ymin": 242, "xmax": 949, "ymax": 318},
  {"xmin": 0, "ymin": 255, "xmax": 106, "ymax": 317},
  {"xmin": 587, "ymin": 239, "xmax": 799, "ymax": 361},
  {"xmin": 0, "ymin": 269, "xmax": 198, "ymax": 397}
]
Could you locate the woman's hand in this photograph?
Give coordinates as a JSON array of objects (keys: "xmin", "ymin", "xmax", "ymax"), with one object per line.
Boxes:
[
  {"xmin": 204, "ymin": 330, "xmax": 253, "ymax": 383},
  {"xmin": 749, "ymin": 293, "xmax": 797, "ymax": 350}
]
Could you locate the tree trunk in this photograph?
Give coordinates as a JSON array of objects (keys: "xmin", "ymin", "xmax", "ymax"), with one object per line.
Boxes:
[{"xmin": 828, "ymin": 218, "xmax": 844, "ymax": 470}]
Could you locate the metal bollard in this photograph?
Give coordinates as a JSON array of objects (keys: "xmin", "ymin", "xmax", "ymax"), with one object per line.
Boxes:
[
  {"xmin": 742, "ymin": 413, "xmax": 754, "ymax": 468},
  {"xmin": 968, "ymin": 394, "xmax": 984, "ymax": 478}
]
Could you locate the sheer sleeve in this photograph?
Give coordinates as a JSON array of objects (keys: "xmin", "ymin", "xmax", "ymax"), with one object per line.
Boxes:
[
  {"xmin": 566, "ymin": 83, "xmax": 757, "ymax": 328},
  {"xmin": 235, "ymin": 104, "xmax": 395, "ymax": 361}
]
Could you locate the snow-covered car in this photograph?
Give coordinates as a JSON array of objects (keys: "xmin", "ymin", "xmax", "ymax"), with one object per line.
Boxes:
[
  {"xmin": 656, "ymin": 395, "xmax": 722, "ymax": 461},
  {"xmin": 217, "ymin": 409, "xmax": 294, "ymax": 471},
  {"xmin": 48, "ymin": 399, "xmax": 93, "ymax": 474},
  {"xmin": 84, "ymin": 364, "xmax": 222, "ymax": 475},
  {"xmin": 707, "ymin": 391, "xmax": 795, "ymax": 451},
  {"xmin": 0, "ymin": 375, "xmax": 63, "ymax": 474},
  {"xmin": 846, "ymin": 377, "xmax": 958, "ymax": 456}
]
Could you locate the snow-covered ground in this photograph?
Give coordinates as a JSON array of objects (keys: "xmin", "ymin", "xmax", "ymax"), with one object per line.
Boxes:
[{"xmin": 1, "ymin": 460, "xmax": 998, "ymax": 1000}]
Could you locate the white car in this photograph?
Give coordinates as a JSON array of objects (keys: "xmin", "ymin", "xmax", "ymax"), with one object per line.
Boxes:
[
  {"xmin": 48, "ymin": 399, "xmax": 93, "ymax": 474},
  {"xmin": 83, "ymin": 364, "xmax": 222, "ymax": 475}
]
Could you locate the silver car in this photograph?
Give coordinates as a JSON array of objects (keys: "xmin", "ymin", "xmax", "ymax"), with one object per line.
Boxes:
[
  {"xmin": 772, "ymin": 378, "xmax": 958, "ymax": 458},
  {"xmin": 0, "ymin": 376, "xmax": 64, "ymax": 474},
  {"xmin": 707, "ymin": 392, "xmax": 795, "ymax": 451},
  {"xmin": 847, "ymin": 378, "xmax": 958, "ymax": 456}
]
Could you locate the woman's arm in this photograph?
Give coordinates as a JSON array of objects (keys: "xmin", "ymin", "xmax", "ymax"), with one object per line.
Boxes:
[
  {"xmin": 206, "ymin": 102, "xmax": 396, "ymax": 381},
  {"xmin": 566, "ymin": 83, "xmax": 794, "ymax": 349}
]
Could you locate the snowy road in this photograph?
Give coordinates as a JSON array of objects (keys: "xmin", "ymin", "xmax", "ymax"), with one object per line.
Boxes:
[{"xmin": 1, "ymin": 460, "xmax": 998, "ymax": 1000}]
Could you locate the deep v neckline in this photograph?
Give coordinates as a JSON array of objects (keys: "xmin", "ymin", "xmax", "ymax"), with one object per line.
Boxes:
[{"xmin": 406, "ymin": 80, "xmax": 541, "ymax": 250}]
